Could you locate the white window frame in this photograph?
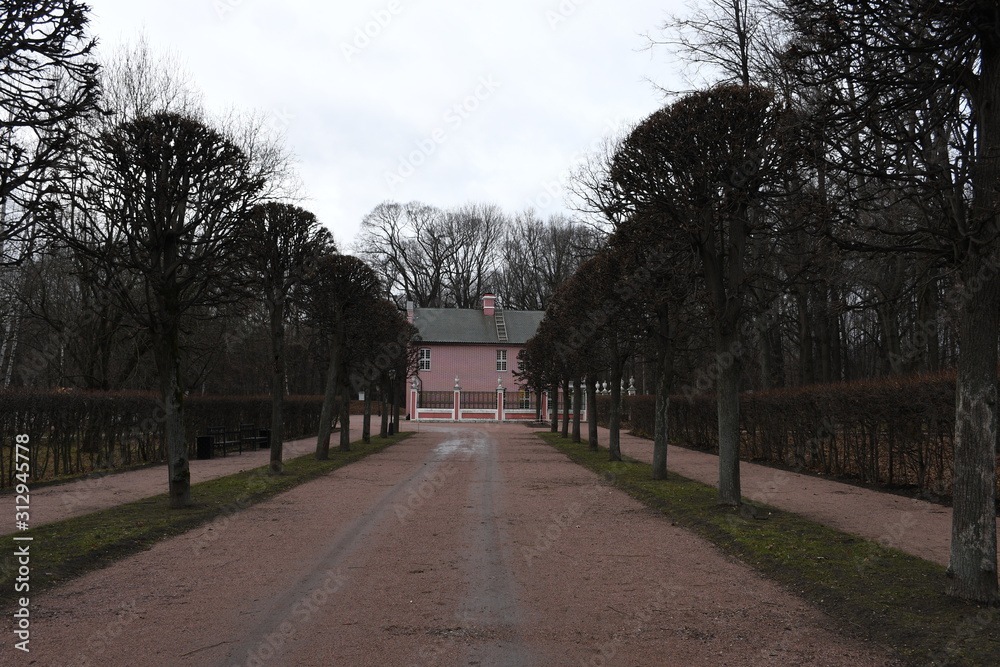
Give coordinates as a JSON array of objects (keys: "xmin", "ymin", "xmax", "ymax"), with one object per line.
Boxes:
[
  {"xmin": 419, "ymin": 348, "xmax": 431, "ymax": 371},
  {"xmin": 496, "ymin": 349, "xmax": 507, "ymax": 372}
]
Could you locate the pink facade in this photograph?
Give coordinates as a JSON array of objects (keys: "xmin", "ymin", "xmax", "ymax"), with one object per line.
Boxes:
[
  {"xmin": 413, "ymin": 344, "xmax": 524, "ymax": 393},
  {"xmin": 405, "ymin": 295, "xmax": 578, "ymax": 422}
]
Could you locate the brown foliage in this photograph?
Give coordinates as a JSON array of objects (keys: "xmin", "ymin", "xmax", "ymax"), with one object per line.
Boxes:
[
  {"xmin": 602, "ymin": 372, "xmax": 974, "ymax": 498},
  {"xmin": 0, "ymin": 391, "xmax": 328, "ymax": 488}
]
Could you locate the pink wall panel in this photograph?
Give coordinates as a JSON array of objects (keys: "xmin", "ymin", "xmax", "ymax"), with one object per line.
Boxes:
[{"xmin": 411, "ymin": 343, "xmax": 526, "ymax": 392}]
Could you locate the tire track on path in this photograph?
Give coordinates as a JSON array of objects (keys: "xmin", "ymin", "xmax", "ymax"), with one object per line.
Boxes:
[
  {"xmin": 455, "ymin": 427, "xmax": 532, "ymax": 666},
  {"xmin": 223, "ymin": 433, "xmax": 462, "ymax": 666}
]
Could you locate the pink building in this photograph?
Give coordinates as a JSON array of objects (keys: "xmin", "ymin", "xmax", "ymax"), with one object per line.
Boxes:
[{"xmin": 406, "ymin": 294, "xmax": 556, "ymax": 421}]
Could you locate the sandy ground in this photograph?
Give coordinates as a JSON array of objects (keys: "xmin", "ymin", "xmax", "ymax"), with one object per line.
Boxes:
[
  {"xmin": 13, "ymin": 415, "xmax": 977, "ymax": 568},
  {"xmin": 601, "ymin": 425, "xmax": 988, "ymax": 568},
  {"xmin": 21, "ymin": 416, "xmax": 371, "ymax": 528},
  {"xmin": 0, "ymin": 423, "xmax": 899, "ymax": 666}
]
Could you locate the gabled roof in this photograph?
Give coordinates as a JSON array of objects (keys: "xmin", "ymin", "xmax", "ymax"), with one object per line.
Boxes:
[{"xmin": 413, "ymin": 307, "xmax": 544, "ymax": 345}]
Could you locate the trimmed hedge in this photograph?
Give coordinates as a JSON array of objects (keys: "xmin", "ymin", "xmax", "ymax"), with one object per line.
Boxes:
[
  {"xmin": 598, "ymin": 373, "xmax": 979, "ymax": 498},
  {"xmin": 0, "ymin": 391, "xmax": 339, "ymax": 488}
]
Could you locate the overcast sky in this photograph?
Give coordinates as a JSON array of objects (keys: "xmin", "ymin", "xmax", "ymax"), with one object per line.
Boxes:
[{"xmin": 83, "ymin": 0, "xmax": 689, "ymax": 249}]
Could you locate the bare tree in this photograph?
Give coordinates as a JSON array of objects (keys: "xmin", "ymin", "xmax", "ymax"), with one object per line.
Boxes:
[
  {"xmin": 344, "ymin": 297, "xmax": 418, "ymax": 443},
  {"xmin": 356, "ymin": 201, "xmax": 454, "ymax": 307},
  {"xmin": 495, "ymin": 211, "xmax": 596, "ymax": 310},
  {"xmin": 307, "ymin": 254, "xmax": 381, "ymax": 458},
  {"xmin": 441, "ymin": 202, "xmax": 505, "ymax": 308},
  {"xmin": 243, "ymin": 202, "xmax": 333, "ymax": 474},
  {"xmin": 612, "ymin": 84, "xmax": 790, "ymax": 505},
  {"xmin": 0, "ymin": 0, "xmax": 99, "ymax": 258},
  {"xmin": 10, "ymin": 247, "xmax": 148, "ymax": 389},
  {"xmin": 96, "ymin": 36, "xmax": 201, "ymax": 124},
  {"xmin": 649, "ymin": 0, "xmax": 785, "ymax": 88},
  {"xmin": 58, "ymin": 111, "xmax": 263, "ymax": 507},
  {"xmin": 783, "ymin": 0, "xmax": 1000, "ymax": 603}
]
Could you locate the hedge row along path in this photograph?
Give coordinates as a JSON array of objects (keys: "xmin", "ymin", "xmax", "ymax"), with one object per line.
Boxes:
[
  {"xmin": 13, "ymin": 416, "xmax": 989, "ymax": 569},
  {"xmin": 17, "ymin": 415, "xmax": 371, "ymax": 528},
  {"xmin": 0, "ymin": 423, "xmax": 894, "ymax": 665},
  {"xmin": 602, "ymin": 426, "xmax": 1000, "ymax": 568}
]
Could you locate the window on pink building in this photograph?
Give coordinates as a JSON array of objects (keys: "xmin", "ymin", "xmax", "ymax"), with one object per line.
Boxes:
[
  {"xmin": 519, "ymin": 388, "xmax": 531, "ymax": 409},
  {"xmin": 419, "ymin": 348, "xmax": 431, "ymax": 371},
  {"xmin": 496, "ymin": 349, "xmax": 507, "ymax": 372}
]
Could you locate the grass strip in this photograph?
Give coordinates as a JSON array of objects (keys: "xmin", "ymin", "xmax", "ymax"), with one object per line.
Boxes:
[
  {"xmin": 537, "ymin": 431, "xmax": 1000, "ymax": 667},
  {"xmin": 1, "ymin": 432, "xmax": 412, "ymax": 608}
]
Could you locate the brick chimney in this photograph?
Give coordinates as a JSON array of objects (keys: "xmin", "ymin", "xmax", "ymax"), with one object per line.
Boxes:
[
  {"xmin": 406, "ymin": 300, "xmax": 414, "ymax": 324},
  {"xmin": 482, "ymin": 293, "xmax": 495, "ymax": 316}
]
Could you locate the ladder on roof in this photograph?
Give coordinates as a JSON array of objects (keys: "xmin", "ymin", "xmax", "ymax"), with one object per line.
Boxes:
[{"xmin": 494, "ymin": 304, "xmax": 508, "ymax": 343}]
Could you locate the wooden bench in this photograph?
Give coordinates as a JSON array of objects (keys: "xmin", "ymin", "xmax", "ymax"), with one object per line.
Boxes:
[
  {"xmin": 239, "ymin": 424, "xmax": 268, "ymax": 450},
  {"xmin": 206, "ymin": 426, "xmax": 241, "ymax": 457}
]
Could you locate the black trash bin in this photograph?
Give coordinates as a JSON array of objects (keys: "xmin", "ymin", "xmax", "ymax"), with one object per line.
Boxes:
[
  {"xmin": 259, "ymin": 429, "xmax": 271, "ymax": 449},
  {"xmin": 196, "ymin": 435, "xmax": 213, "ymax": 460}
]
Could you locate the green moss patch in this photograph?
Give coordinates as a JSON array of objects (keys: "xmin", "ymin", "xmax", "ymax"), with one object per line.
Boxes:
[
  {"xmin": 537, "ymin": 431, "xmax": 1000, "ymax": 666},
  {"xmin": 1, "ymin": 433, "xmax": 411, "ymax": 608}
]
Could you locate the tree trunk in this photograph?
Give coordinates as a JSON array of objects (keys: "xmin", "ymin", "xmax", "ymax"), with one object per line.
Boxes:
[
  {"xmin": 339, "ymin": 384, "xmax": 351, "ymax": 451},
  {"xmin": 380, "ymin": 386, "xmax": 389, "ymax": 438},
  {"xmin": 571, "ymin": 378, "xmax": 582, "ymax": 443},
  {"xmin": 829, "ymin": 292, "xmax": 843, "ymax": 383},
  {"xmin": 652, "ymin": 304, "xmax": 673, "ymax": 480},
  {"xmin": 561, "ymin": 378, "xmax": 571, "ymax": 438},
  {"xmin": 268, "ymin": 301, "xmax": 285, "ymax": 475},
  {"xmin": 878, "ymin": 302, "xmax": 904, "ymax": 376},
  {"xmin": 948, "ymin": 30, "xmax": 1000, "ymax": 603},
  {"xmin": 153, "ymin": 319, "xmax": 190, "ymax": 508},
  {"xmin": 549, "ymin": 383, "xmax": 559, "ymax": 432},
  {"xmin": 316, "ymin": 327, "xmax": 344, "ymax": 460},
  {"xmin": 586, "ymin": 375, "xmax": 599, "ymax": 451},
  {"xmin": 363, "ymin": 389, "xmax": 372, "ymax": 443},
  {"xmin": 390, "ymin": 378, "xmax": 399, "ymax": 434},
  {"xmin": 948, "ymin": 263, "xmax": 1000, "ymax": 602},
  {"xmin": 816, "ymin": 285, "xmax": 833, "ymax": 383},
  {"xmin": 918, "ymin": 272, "xmax": 940, "ymax": 372},
  {"xmin": 757, "ymin": 317, "xmax": 776, "ymax": 391},
  {"xmin": 608, "ymin": 366, "xmax": 623, "ymax": 462},
  {"xmin": 795, "ymin": 285, "xmax": 814, "ymax": 386},
  {"xmin": 716, "ymin": 329, "xmax": 742, "ymax": 506}
]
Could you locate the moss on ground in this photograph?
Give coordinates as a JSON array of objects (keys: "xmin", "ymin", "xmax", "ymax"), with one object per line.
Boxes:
[
  {"xmin": 0, "ymin": 433, "xmax": 411, "ymax": 608},
  {"xmin": 537, "ymin": 431, "xmax": 1000, "ymax": 667}
]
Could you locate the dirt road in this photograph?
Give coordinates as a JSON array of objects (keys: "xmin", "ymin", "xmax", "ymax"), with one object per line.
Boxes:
[
  {"xmin": 604, "ymin": 426, "xmax": 982, "ymax": 568},
  {"xmin": 1, "ymin": 424, "xmax": 897, "ymax": 665},
  {"xmin": 24, "ymin": 417, "xmax": 371, "ymax": 528}
]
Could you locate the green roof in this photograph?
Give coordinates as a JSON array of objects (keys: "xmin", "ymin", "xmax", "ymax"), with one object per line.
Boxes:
[{"xmin": 412, "ymin": 307, "xmax": 544, "ymax": 345}]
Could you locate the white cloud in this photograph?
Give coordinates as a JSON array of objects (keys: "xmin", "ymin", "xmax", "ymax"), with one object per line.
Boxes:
[{"xmin": 85, "ymin": 0, "xmax": 687, "ymax": 245}]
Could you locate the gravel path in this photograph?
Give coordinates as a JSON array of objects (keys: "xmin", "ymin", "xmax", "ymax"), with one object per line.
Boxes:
[
  {"xmin": 22, "ymin": 416, "xmax": 370, "ymax": 528},
  {"xmin": 602, "ymin": 426, "xmax": 998, "ymax": 568},
  {"xmin": 0, "ymin": 423, "xmax": 898, "ymax": 666}
]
